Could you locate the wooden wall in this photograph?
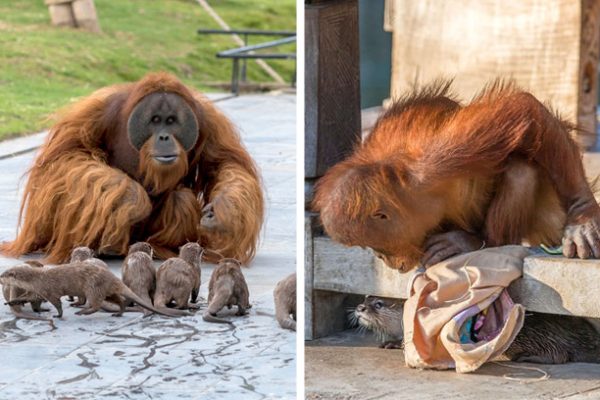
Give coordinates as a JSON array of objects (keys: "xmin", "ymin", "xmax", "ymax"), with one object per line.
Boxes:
[{"xmin": 388, "ymin": 0, "xmax": 600, "ymax": 147}]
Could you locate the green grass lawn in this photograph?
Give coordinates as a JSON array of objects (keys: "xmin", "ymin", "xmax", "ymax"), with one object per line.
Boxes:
[{"xmin": 0, "ymin": 0, "xmax": 296, "ymax": 140}]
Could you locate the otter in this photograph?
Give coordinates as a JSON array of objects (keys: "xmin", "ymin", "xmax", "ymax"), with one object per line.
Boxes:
[
  {"xmin": 68, "ymin": 246, "xmax": 108, "ymax": 305},
  {"xmin": 203, "ymin": 258, "xmax": 250, "ymax": 325},
  {"xmin": 352, "ymin": 296, "xmax": 404, "ymax": 349},
  {"xmin": 355, "ymin": 295, "xmax": 600, "ymax": 363},
  {"xmin": 505, "ymin": 313, "xmax": 600, "ymax": 364},
  {"xmin": 153, "ymin": 242, "xmax": 203, "ymax": 313},
  {"xmin": 70, "ymin": 246, "xmax": 107, "ymax": 268},
  {"xmin": 121, "ymin": 242, "xmax": 156, "ymax": 316},
  {"xmin": 274, "ymin": 273, "xmax": 296, "ymax": 331},
  {"xmin": 0, "ymin": 263, "xmax": 183, "ymax": 318},
  {"xmin": 1, "ymin": 261, "xmax": 53, "ymax": 325}
]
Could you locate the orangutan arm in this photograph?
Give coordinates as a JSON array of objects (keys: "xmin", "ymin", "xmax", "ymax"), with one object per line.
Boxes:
[
  {"xmin": 192, "ymin": 94, "xmax": 264, "ymax": 265},
  {"xmin": 200, "ymin": 163, "xmax": 263, "ymax": 264},
  {"xmin": 421, "ymin": 230, "xmax": 484, "ymax": 267},
  {"xmin": 0, "ymin": 153, "xmax": 152, "ymax": 263},
  {"xmin": 423, "ymin": 85, "xmax": 600, "ymax": 259},
  {"xmin": 0, "ymin": 84, "xmax": 154, "ymax": 263}
]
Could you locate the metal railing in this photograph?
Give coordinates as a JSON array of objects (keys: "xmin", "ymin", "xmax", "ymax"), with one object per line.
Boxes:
[{"xmin": 197, "ymin": 28, "xmax": 297, "ymax": 95}]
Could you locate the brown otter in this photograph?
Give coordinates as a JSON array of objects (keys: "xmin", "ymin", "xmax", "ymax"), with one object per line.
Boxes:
[
  {"xmin": 0, "ymin": 263, "xmax": 183, "ymax": 318},
  {"xmin": 505, "ymin": 313, "xmax": 600, "ymax": 364},
  {"xmin": 68, "ymin": 246, "xmax": 108, "ymax": 305},
  {"xmin": 355, "ymin": 295, "xmax": 600, "ymax": 363},
  {"xmin": 203, "ymin": 258, "xmax": 250, "ymax": 325},
  {"xmin": 1, "ymin": 261, "xmax": 54, "ymax": 325},
  {"xmin": 121, "ymin": 242, "xmax": 156, "ymax": 316},
  {"xmin": 274, "ymin": 273, "xmax": 296, "ymax": 331},
  {"xmin": 70, "ymin": 246, "xmax": 107, "ymax": 268},
  {"xmin": 153, "ymin": 242, "xmax": 203, "ymax": 313},
  {"xmin": 352, "ymin": 296, "xmax": 404, "ymax": 349}
]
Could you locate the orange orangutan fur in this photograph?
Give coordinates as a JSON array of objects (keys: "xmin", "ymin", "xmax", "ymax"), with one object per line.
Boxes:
[
  {"xmin": 314, "ymin": 80, "xmax": 599, "ymax": 270},
  {"xmin": 146, "ymin": 187, "xmax": 201, "ymax": 259},
  {"xmin": 139, "ymin": 139, "xmax": 188, "ymax": 196},
  {"xmin": 1, "ymin": 72, "xmax": 263, "ymax": 264}
]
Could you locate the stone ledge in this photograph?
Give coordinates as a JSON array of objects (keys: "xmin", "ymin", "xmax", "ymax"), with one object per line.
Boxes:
[
  {"xmin": 510, "ymin": 255, "xmax": 600, "ymax": 318},
  {"xmin": 312, "ymin": 236, "xmax": 600, "ymax": 318}
]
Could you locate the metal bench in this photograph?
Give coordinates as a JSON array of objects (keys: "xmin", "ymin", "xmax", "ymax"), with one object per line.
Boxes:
[{"xmin": 197, "ymin": 29, "xmax": 297, "ymax": 95}]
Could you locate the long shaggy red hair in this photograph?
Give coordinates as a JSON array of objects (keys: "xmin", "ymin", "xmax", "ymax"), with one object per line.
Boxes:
[
  {"xmin": 1, "ymin": 72, "xmax": 264, "ymax": 264},
  {"xmin": 314, "ymin": 79, "xmax": 591, "ymax": 270}
]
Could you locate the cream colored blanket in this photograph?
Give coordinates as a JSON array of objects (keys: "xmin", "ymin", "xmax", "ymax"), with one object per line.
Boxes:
[{"xmin": 403, "ymin": 245, "xmax": 529, "ymax": 373}]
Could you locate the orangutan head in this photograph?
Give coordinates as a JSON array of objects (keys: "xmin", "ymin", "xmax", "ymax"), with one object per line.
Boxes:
[
  {"xmin": 127, "ymin": 91, "xmax": 199, "ymax": 195},
  {"xmin": 314, "ymin": 159, "xmax": 445, "ymax": 272}
]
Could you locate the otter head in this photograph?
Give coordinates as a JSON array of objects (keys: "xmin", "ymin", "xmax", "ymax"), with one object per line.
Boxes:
[
  {"xmin": 218, "ymin": 258, "xmax": 242, "ymax": 274},
  {"xmin": 354, "ymin": 295, "xmax": 404, "ymax": 339},
  {"xmin": 0, "ymin": 265, "xmax": 39, "ymax": 290},
  {"xmin": 179, "ymin": 242, "xmax": 204, "ymax": 265},
  {"xmin": 128, "ymin": 242, "xmax": 154, "ymax": 257},
  {"xmin": 70, "ymin": 246, "xmax": 95, "ymax": 263}
]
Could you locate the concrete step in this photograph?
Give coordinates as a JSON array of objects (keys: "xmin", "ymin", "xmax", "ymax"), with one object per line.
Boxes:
[{"xmin": 307, "ymin": 234, "xmax": 600, "ymax": 338}]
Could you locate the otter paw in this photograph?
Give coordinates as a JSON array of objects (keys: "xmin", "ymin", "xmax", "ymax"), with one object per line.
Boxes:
[
  {"xmin": 380, "ymin": 340, "xmax": 404, "ymax": 350},
  {"xmin": 562, "ymin": 219, "xmax": 600, "ymax": 259},
  {"xmin": 6, "ymin": 300, "xmax": 27, "ymax": 306}
]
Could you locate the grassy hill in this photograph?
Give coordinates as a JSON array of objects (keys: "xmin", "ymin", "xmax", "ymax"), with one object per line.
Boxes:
[{"xmin": 0, "ymin": 0, "xmax": 296, "ymax": 139}]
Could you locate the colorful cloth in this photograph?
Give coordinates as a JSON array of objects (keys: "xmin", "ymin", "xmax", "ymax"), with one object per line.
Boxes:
[{"xmin": 403, "ymin": 245, "xmax": 528, "ymax": 373}]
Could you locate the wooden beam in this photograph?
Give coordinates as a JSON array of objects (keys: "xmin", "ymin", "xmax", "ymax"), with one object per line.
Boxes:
[
  {"xmin": 313, "ymin": 237, "xmax": 600, "ymax": 320},
  {"xmin": 305, "ymin": 0, "xmax": 361, "ymax": 184}
]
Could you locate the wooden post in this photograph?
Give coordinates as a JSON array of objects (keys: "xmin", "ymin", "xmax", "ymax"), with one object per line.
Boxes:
[
  {"xmin": 72, "ymin": 0, "xmax": 101, "ymax": 33},
  {"xmin": 45, "ymin": 0, "xmax": 101, "ymax": 33},
  {"xmin": 45, "ymin": 0, "xmax": 76, "ymax": 28},
  {"xmin": 305, "ymin": 0, "xmax": 361, "ymax": 203},
  {"xmin": 305, "ymin": 214, "xmax": 316, "ymax": 340},
  {"xmin": 579, "ymin": 0, "xmax": 600, "ymax": 146},
  {"xmin": 305, "ymin": 0, "xmax": 362, "ymax": 339}
]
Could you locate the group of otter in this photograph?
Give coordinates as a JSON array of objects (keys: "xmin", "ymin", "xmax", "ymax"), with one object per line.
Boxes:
[{"xmin": 0, "ymin": 242, "xmax": 296, "ymax": 331}]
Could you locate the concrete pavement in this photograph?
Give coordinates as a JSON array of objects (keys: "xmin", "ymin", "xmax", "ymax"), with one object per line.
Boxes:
[{"xmin": 306, "ymin": 329, "xmax": 600, "ymax": 400}]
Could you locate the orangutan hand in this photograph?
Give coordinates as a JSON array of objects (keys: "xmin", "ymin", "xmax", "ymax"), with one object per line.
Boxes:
[
  {"xmin": 421, "ymin": 230, "xmax": 484, "ymax": 267},
  {"xmin": 562, "ymin": 216, "xmax": 600, "ymax": 259}
]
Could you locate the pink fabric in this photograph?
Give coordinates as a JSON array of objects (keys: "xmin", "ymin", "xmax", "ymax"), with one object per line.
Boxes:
[{"xmin": 403, "ymin": 246, "xmax": 528, "ymax": 373}]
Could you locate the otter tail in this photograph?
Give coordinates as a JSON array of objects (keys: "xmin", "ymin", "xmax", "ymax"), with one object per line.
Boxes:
[
  {"xmin": 119, "ymin": 285, "xmax": 190, "ymax": 317},
  {"xmin": 276, "ymin": 312, "xmax": 296, "ymax": 331},
  {"xmin": 153, "ymin": 306, "xmax": 191, "ymax": 317},
  {"xmin": 202, "ymin": 310, "xmax": 234, "ymax": 326},
  {"xmin": 100, "ymin": 301, "xmax": 146, "ymax": 315},
  {"xmin": 131, "ymin": 305, "xmax": 153, "ymax": 317},
  {"xmin": 203, "ymin": 286, "xmax": 235, "ymax": 325},
  {"xmin": 9, "ymin": 307, "xmax": 56, "ymax": 329},
  {"xmin": 572, "ymin": 337, "xmax": 600, "ymax": 364}
]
